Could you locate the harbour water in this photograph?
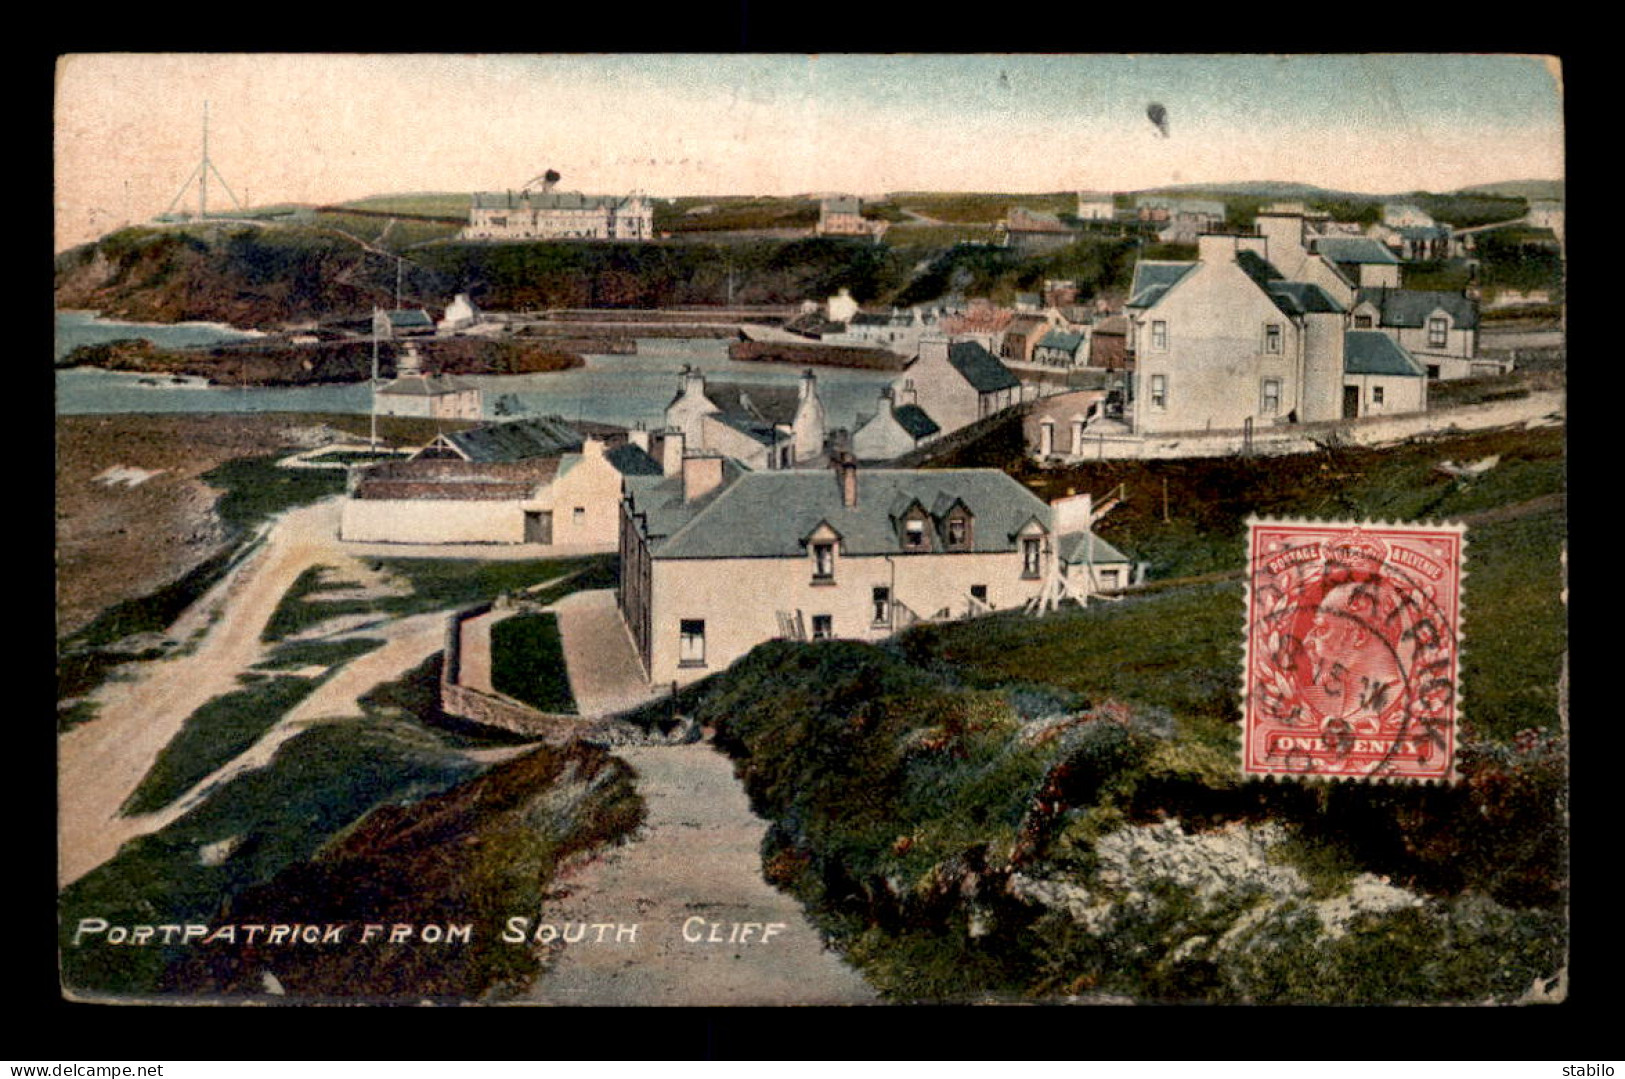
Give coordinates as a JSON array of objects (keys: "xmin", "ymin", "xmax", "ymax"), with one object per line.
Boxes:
[{"xmin": 54, "ymin": 311, "xmax": 900, "ymax": 431}]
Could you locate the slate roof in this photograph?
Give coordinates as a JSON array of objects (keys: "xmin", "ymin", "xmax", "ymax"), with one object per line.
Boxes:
[
  {"xmin": 1355, "ymin": 288, "xmax": 1479, "ymax": 330},
  {"xmin": 1314, "ymin": 237, "xmax": 1400, "ymax": 265},
  {"xmin": 1396, "ymin": 225, "xmax": 1452, "ymax": 241},
  {"xmin": 1344, "ymin": 331, "xmax": 1426, "ymax": 377},
  {"xmin": 604, "ymin": 443, "xmax": 664, "ymax": 476},
  {"xmin": 441, "ymin": 417, "xmax": 584, "ymax": 463},
  {"xmin": 703, "ymin": 382, "xmax": 802, "ymax": 426},
  {"xmin": 472, "ymin": 190, "xmax": 643, "ymax": 211},
  {"xmin": 1037, "ymin": 330, "xmax": 1087, "ymax": 353},
  {"xmin": 821, "ymin": 196, "xmax": 862, "ymax": 215},
  {"xmin": 381, "ymin": 310, "xmax": 435, "ymax": 330},
  {"xmin": 1231, "ymin": 251, "xmax": 1345, "ymax": 318},
  {"xmin": 629, "ymin": 468, "xmax": 1053, "ymax": 561},
  {"xmin": 1126, "ymin": 261, "xmax": 1198, "ymax": 308},
  {"xmin": 1137, "ymin": 197, "xmax": 1226, "ymax": 218},
  {"xmin": 945, "ymin": 340, "xmax": 1021, "ymax": 392},
  {"xmin": 1265, "ymin": 281, "xmax": 1346, "ymax": 316},
  {"xmin": 377, "ymin": 375, "xmax": 477, "ymax": 396},
  {"xmin": 893, "ymin": 404, "xmax": 941, "ymax": 440},
  {"xmin": 1057, "ymin": 530, "xmax": 1131, "ymax": 567}
]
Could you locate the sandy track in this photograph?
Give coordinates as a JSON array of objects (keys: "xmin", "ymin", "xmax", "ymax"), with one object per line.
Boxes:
[
  {"xmin": 520, "ymin": 742, "xmax": 877, "ymax": 1006},
  {"xmin": 58, "ymin": 499, "xmax": 416, "ymax": 887}
]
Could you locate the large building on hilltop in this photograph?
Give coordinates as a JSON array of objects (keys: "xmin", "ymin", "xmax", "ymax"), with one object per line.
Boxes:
[{"xmin": 463, "ymin": 186, "xmax": 653, "ymax": 241}]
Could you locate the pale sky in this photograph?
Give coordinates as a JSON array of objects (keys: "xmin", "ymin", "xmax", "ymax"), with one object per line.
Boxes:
[{"xmin": 53, "ymin": 53, "xmax": 1565, "ymax": 251}]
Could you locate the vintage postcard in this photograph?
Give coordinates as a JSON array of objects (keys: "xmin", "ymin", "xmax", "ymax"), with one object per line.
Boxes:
[{"xmin": 54, "ymin": 53, "xmax": 1567, "ymax": 1007}]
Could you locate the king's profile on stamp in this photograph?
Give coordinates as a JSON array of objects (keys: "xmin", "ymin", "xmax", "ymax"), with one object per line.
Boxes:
[{"xmin": 1243, "ymin": 518, "xmax": 1466, "ymax": 783}]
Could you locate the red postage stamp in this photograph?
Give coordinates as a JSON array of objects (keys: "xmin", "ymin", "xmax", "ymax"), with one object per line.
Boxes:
[{"xmin": 1243, "ymin": 518, "xmax": 1466, "ymax": 783}]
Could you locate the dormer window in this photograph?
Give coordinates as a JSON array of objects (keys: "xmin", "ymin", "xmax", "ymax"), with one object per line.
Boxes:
[
  {"xmin": 945, "ymin": 514, "xmax": 971, "ymax": 550},
  {"xmin": 1022, "ymin": 537, "xmax": 1043, "ymax": 578},
  {"xmin": 813, "ymin": 542, "xmax": 836, "ymax": 580},
  {"xmin": 905, "ymin": 518, "xmax": 927, "ymax": 550},
  {"xmin": 1428, "ymin": 316, "xmax": 1449, "ymax": 348}
]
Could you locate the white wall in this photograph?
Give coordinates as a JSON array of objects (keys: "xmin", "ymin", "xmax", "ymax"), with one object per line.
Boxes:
[{"xmin": 646, "ymin": 547, "xmax": 1048, "ymax": 685}]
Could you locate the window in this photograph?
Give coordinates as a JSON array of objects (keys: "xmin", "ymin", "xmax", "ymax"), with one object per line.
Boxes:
[
  {"xmin": 1372, "ymin": 386, "xmax": 1386, "ymax": 406},
  {"xmin": 1149, "ymin": 374, "xmax": 1168, "ymax": 409},
  {"xmin": 813, "ymin": 542, "xmax": 836, "ymax": 581},
  {"xmin": 1261, "ymin": 378, "xmax": 1282, "ymax": 415},
  {"xmin": 572, "ymin": 507, "xmax": 586, "ymax": 526},
  {"xmin": 1428, "ymin": 317, "xmax": 1449, "ymax": 348},
  {"xmin": 1151, "ymin": 320, "xmax": 1168, "ymax": 351},
  {"xmin": 679, "ymin": 620, "xmax": 706, "ymax": 667},
  {"xmin": 1263, "ymin": 323, "xmax": 1282, "ymax": 354},
  {"xmin": 905, "ymin": 518, "xmax": 927, "ymax": 550},
  {"xmin": 971, "ymin": 584, "xmax": 989, "ymax": 604},
  {"xmin": 946, "ymin": 516, "xmax": 969, "ymax": 549},
  {"xmin": 812, "ymin": 614, "xmax": 833, "ymax": 640},
  {"xmin": 872, "ymin": 587, "xmax": 891, "ymax": 625},
  {"xmin": 1354, "ymin": 314, "xmax": 1374, "ymax": 329},
  {"xmin": 1022, "ymin": 538, "xmax": 1043, "ymax": 578},
  {"xmin": 1427, "ymin": 365, "xmax": 1441, "ymax": 380}
]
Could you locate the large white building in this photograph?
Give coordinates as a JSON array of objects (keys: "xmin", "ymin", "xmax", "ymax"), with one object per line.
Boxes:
[
  {"xmin": 1125, "ymin": 231, "xmax": 1427, "ymax": 433},
  {"xmin": 617, "ymin": 458, "xmax": 1129, "ymax": 686},
  {"xmin": 463, "ymin": 188, "xmax": 653, "ymax": 241}
]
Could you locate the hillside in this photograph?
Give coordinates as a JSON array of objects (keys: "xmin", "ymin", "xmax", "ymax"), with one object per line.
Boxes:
[{"xmin": 650, "ymin": 422, "xmax": 1567, "ymax": 1004}]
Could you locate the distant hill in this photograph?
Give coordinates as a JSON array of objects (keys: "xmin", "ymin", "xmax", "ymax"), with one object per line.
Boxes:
[
  {"xmin": 1456, "ymin": 179, "xmax": 1564, "ymax": 202},
  {"xmin": 1135, "ymin": 180, "xmax": 1376, "ymax": 202}
]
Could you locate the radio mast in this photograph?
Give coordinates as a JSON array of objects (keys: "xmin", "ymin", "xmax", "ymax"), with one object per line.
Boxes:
[{"xmin": 163, "ymin": 101, "xmax": 247, "ymax": 221}]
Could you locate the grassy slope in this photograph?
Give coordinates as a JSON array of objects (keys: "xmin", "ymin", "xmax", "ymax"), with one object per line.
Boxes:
[{"xmin": 680, "ymin": 422, "xmax": 1567, "ymax": 1003}]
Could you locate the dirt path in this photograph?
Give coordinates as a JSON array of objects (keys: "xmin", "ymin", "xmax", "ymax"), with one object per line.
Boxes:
[
  {"xmin": 57, "ymin": 498, "xmax": 447, "ymax": 888},
  {"xmin": 520, "ymin": 742, "xmax": 877, "ymax": 1006}
]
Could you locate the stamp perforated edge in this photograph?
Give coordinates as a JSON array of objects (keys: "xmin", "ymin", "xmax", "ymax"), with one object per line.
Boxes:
[{"xmin": 1238, "ymin": 514, "xmax": 1468, "ymax": 786}]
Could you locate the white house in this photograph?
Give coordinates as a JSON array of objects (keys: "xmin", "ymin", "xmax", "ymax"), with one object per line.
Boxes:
[
  {"xmin": 665, "ymin": 366, "xmax": 829, "ymax": 470},
  {"xmin": 437, "ymin": 293, "xmax": 480, "ymax": 333},
  {"xmin": 1125, "ymin": 232, "xmax": 1429, "ymax": 435},
  {"xmin": 1349, "ymin": 288, "xmax": 1502, "ymax": 379},
  {"xmin": 341, "ymin": 432, "xmax": 660, "ymax": 546},
  {"xmin": 1126, "ymin": 234, "xmax": 1350, "ymax": 433},
  {"xmin": 891, "ymin": 338, "xmax": 1023, "ymax": 438},
  {"xmin": 1076, "ymin": 192, "xmax": 1117, "ymax": 221},
  {"xmin": 817, "ymin": 196, "xmax": 888, "ymax": 238},
  {"xmin": 1382, "ymin": 203, "xmax": 1436, "ymax": 229},
  {"xmin": 375, "ymin": 374, "xmax": 482, "ymax": 420},
  {"xmin": 1341, "ymin": 331, "xmax": 1428, "ymax": 418},
  {"xmin": 617, "ymin": 458, "xmax": 1128, "ymax": 686},
  {"xmin": 851, "ymin": 388, "xmax": 942, "ymax": 461}
]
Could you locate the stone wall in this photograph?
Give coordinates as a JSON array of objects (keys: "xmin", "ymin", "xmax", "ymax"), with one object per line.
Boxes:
[
  {"xmin": 440, "ymin": 602, "xmax": 587, "ymax": 741},
  {"xmin": 1038, "ymin": 390, "xmax": 1563, "ymax": 463}
]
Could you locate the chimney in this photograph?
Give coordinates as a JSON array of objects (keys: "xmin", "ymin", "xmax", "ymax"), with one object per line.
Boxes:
[
  {"xmin": 1197, "ymin": 233, "xmax": 1239, "ymax": 264},
  {"xmin": 582, "ymin": 436, "xmax": 606, "ymax": 458},
  {"xmin": 799, "ymin": 368, "xmax": 817, "ymax": 401},
  {"xmin": 834, "ymin": 453, "xmax": 858, "ymax": 508},
  {"xmin": 1051, "ymin": 490, "xmax": 1094, "ymax": 535},
  {"xmin": 627, "ymin": 427, "xmax": 650, "ymax": 452},
  {"xmin": 659, "ymin": 430, "xmax": 686, "ymax": 476},
  {"xmin": 682, "ymin": 454, "xmax": 725, "ymax": 503}
]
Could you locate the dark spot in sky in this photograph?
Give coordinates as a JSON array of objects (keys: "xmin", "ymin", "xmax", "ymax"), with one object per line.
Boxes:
[
  {"xmin": 998, "ymin": 71, "xmax": 1011, "ymax": 91},
  {"xmin": 1147, "ymin": 102, "xmax": 1169, "ymax": 138}
]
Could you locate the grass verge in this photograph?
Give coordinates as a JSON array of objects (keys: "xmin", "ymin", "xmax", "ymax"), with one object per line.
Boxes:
[{"xmin": 490, "ymin": 613, "xmax": 576, "ymax": 713}]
